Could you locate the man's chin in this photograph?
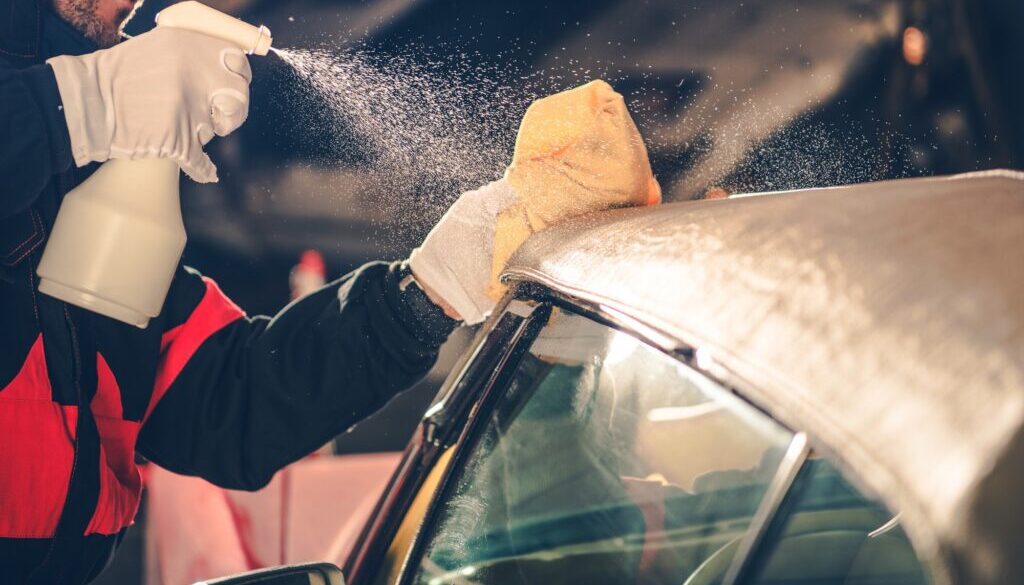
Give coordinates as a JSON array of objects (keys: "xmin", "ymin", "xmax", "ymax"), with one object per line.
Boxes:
[
  {"xmin": 96, "ymin": 14, "xmax": 129, "ymax": 48},
  {"xmin": 93, "ymin": 27, "xmax": 122, "ymax": 48},
  {"xmin": 67, "ymin": 20, "xmax": 121, "ymax": 48}
]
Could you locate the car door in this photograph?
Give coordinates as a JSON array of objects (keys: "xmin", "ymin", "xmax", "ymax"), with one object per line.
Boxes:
[{"xmin": 352, "ymin": 296, "xmax": 935, "ymax": 585}]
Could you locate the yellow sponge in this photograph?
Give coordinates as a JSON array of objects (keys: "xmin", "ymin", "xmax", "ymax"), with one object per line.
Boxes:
[{"xmin": 490, "ymin": 80, "xmax": 661, "ymax": 299}]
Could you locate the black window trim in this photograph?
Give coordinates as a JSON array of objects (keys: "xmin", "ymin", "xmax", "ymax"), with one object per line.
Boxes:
[
  {"xmin": 344, "ymin": 297, "xmax": 546, "ymax": 585},
  {"xmin": 392, "ymin": 299, "xmax": 554, "ymax": 585},
  {"xmin": 422, "ymin": 299, "xmax": 543, "ymax": 448}
]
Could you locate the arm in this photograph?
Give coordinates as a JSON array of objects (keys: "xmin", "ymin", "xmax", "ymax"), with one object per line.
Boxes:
[
  {"xmin": 0, "ymin": 61, "xmax": 73, "ymax": 219},
  {"xmin": 138, "ymin": 78, "xmax": 656, "ymax": 491},
  {"xmin": 136, "ymin": 261, "xmax": 456, "ymax": 490}
]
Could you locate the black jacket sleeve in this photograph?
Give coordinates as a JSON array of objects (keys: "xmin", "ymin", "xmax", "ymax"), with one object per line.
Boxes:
[
  {"xmin": 0, "ymin": 60, "xmax": 73, "ymax": 219},
  {"xmin": 136, "ymin": 261, "xmax": 458, "ymax": 490}
]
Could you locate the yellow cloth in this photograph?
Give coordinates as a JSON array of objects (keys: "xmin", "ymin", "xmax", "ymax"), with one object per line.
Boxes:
[{"xmin": 490, "ymin": 80, "xmax": 661, "ymax": 299}]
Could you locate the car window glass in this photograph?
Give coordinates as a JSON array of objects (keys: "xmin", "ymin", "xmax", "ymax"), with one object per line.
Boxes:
[
  {"xmin": 747, "ymin": 458, "xmax": 931, "ymax": 585},
  {"xmin": 406, "ymin": 309, "xmax": 795, "ymax": 585}
]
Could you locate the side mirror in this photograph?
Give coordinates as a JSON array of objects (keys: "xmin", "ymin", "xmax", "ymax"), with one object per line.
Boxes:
[{"xmin": 195, "ymin": 562, "xmax": 344, "ymax": 585}]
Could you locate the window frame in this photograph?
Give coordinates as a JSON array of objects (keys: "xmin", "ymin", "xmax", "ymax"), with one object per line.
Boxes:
[
  {"xmin": 344, "ymin": 297, "xmax": 550, "ymax": 585},
  {"xmin": 392, "ymin": 298, "xmax": 554, "ymax": 585},
  {"xmin": 358, "ymin": 282, "xmax": 924, "ymax": 585}
]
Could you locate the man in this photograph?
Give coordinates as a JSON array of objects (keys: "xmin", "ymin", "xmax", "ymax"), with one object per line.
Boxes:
[{"xmin": 0, "ymin": 0, "xmax": 660, "ymax": 583}]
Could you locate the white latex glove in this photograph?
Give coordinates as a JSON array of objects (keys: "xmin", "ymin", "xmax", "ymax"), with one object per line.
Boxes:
[
  {"xmin": 47, "ymin": 27, "xmax": 252, "ymax": 183},
  {"xmin": 410, "ymin": 179, "xmax": 517, "ymax": 325}
]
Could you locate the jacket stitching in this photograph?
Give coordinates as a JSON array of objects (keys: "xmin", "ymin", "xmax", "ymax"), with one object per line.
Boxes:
[
  {"xmin": 7, "ymin": 210, "xmax": 43, "ymax": 254},
  {"xmin": 3, "ymin": 210, "xmax": 44, "ymax": 266},
  {"xmin": 29, "ymin": 263, "xmax": 41, "ymax": 326}
]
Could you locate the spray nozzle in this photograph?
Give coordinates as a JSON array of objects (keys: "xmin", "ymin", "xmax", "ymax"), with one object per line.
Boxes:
[{"xmin": 154, "ymin": 1, "xmax": 273, "ymax": 56}]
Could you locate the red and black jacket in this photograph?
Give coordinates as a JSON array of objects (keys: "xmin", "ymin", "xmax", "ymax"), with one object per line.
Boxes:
[{"xmin": 0, "ymin": 2, "xmax": 457, "ymax": 583}]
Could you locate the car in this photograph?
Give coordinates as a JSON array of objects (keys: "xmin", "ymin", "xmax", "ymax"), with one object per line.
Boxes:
[{"xmin": 195, "ymin": 169, "xmax": 1023, "ymax": 585}]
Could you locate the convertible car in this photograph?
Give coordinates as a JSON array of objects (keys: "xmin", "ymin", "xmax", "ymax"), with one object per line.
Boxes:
[{"xmin": 198, "ymin": 169, "xmax": 1023, "ymax": 585}]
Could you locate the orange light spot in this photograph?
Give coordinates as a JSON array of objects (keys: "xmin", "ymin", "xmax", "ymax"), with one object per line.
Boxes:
[
  {"xmin": 704, "ymin": 187, "xmax": 729, "ymax": 200},
  {"xmin": 903, "ymin": 27, "xmax": 927, "ymax": 66}
]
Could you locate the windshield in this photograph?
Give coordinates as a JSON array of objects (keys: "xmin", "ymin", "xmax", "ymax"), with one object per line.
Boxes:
[{"xmin": 408, "ymin": 309, "xmax": 795, "ymax": 585}]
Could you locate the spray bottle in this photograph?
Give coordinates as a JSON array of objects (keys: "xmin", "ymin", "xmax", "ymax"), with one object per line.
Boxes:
[{"xmin": 36, "ymin": 1, "xmax": 273, "ymax": 328}]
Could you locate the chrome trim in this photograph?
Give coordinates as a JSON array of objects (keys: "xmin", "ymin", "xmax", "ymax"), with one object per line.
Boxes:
[
  {"xmin": 517, "ymin": 280, "xmax": 786, "ymax": 427},
  {"xmin": 509, "ymin": 271, "xmax": 740, "ymax": 385},
  {"xmin": 596, "ymin": 303, "xmax": 679, "ymax": 353},
  {"xmin": 504, "ymin": 268, "xmax": 688, "ymax": 354},
  {"xmin": 869, "ymin": 514, "xmax": 903, "ymax": 539},
  {"xmin": 722, "ymin": 432, "xmax": 811, "ymax": 585}
]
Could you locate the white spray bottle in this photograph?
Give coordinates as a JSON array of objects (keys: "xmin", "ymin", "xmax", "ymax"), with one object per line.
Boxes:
[{"xmin": 36, "ymin": 1, "xmax": 273, "ymax": 328}]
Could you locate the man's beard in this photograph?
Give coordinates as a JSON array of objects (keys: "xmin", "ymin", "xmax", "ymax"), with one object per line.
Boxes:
[{"xmin": 53, "ymin": 0, "xmax": 128, "ymax": 48}]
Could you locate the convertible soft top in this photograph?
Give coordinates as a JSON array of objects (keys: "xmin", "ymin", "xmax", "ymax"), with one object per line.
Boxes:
[{"xmin": 504, "ymin": 170, "xmax": 1024, "ymax": 585}]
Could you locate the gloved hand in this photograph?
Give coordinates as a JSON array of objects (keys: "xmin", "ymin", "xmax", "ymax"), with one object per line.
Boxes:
[
  {"xmin": 497, "ymin": 79, "xmax": 661, "ymax": 296},
  {"xmin": 47, "ymin": 27, "xmax": 252, "ymax": 183},
  {"xmin": 410, "ymin": 80, "xmax": 660, "ymax": 325}
]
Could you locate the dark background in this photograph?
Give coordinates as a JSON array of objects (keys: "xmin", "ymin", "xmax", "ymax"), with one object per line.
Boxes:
[
  {"xmin": 121, "ymin": 0, "xmax": 1023, "ymax": 318},
  {"xmin": 98, "ymin": 0, "xmax": 1023, "ymax": 582}
]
